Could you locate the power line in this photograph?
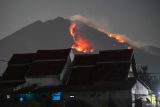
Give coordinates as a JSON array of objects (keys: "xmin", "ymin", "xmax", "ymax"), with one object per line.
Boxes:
[{"xmin": 147, "ymin": 73, "xmax": 160, "ymax": 74}]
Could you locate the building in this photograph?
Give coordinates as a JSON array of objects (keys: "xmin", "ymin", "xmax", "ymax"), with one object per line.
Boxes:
[
  {"xmin": 62, "ymin": 49, "xmax": 150, "ymax": 107},
  {"xmin": 0, "ymin": 49, "xmax": 151, "ymax": 107}
]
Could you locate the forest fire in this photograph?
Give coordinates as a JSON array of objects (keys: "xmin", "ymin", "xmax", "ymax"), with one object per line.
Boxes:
[
  {"xmin": 69, "ymin": 22, "xmax": 93, "ymax": 53},
  {"xmin": 97, "ymin": 28, "xmax": 132, "ymax": 49},
  {"xmin": 97, "ymin": 28, "xmax": 126, "ymax": 44},
  {"xmin": 107, "ymin": 32, "xmax": 125, "ymax": 43},
  {"xmin": 69, "ymin": 19, "xmax": 132, "ymax": 53}
]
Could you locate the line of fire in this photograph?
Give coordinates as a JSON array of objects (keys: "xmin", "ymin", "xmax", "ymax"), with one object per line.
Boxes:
[{"xmin": 0, "ymin": 48, "xmax": 159, "ymax": 107}]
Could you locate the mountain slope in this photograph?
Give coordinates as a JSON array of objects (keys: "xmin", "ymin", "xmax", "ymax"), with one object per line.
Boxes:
[
  {"xmin": 134, "ymin": 47, "xmax": 160, "ymax": 73},
  {"xmin": 0, "ymin": 17, "xmax": 72, "ymax": 74}
]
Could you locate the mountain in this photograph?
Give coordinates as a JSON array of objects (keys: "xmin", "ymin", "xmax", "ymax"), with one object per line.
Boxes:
[
  {"xmin": 0, "ymin": 17, "xmax": 72, "ymax": 74},
  {"xmin": 134, "ymin": 46, "xmax": 160, "ymax": 73},
  {"xmin": 0, "ymin": 17, "xmax": 160, "ymax": 75},
  {"xmin": 140, "ymin": 46, "xmax": 160, "ymax": 56}
]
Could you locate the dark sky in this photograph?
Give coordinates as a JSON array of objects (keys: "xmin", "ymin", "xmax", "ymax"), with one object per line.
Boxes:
[{"xmin": 0, "ymin": 0, "xmax": 160, "ymax": 47}]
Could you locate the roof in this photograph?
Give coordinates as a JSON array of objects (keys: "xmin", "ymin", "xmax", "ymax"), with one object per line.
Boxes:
[
  {"xmin": 68, "ymin": 63, "xmax": 130, "ymax": 85},
  {"xmin": 68, "ymin": 49, "xmax": 134, "ymax": 85},
  {"xmin": 72, "ymin": 54, "xmax": 97, "ymax": 66},
  {"xmin": 0, "ymin": 81, "xmax": 25, "ymax": 88},
  {"xmin": 95, "ymin": 62, "xmax": 130, "ymax": 81},
  {"xmin": 26, "ymin": 49, "xmax": 71, "ymax": 77},
  {"xmin": 2, "ymin": 65, "xmax": 29, "ymax": 81},
  {"xmin": 95, "ymin": 49, "xmax": 133, "ymax": 81},
  {"xmin": 69, "ymin": 54, "xmax": 97, "ymax": 85},
  {"xmin": 0, "ymin": 66, "xmax": 27, "ymax": 88},
  {"xmin": 34, "ymin": 49, "xmax": 71, "ymax": 61},
  {"xmin": 0, "ymin": 53, "xmax": 33, "ymax": 87},
  {"xmin": 26, "ymin": 61, "xmax": 66, "ymax": 77},
  {"xmin": 8, "ymin": 53, "xmax": 34, "ymax": 65},
  {"xmin": 1, "ymin": 53, "xmax": 33, "ymax": 82},
  {"xmin": 1, "ymin": 49, "xmax": 135, "ymax": 88},
  {"xmin": 98, "ymin": 49, "xmax": 133, "ymax": 62},
  {"xmin": 68, "ymin": 67, "xmax": 96, "ymax": 85}
]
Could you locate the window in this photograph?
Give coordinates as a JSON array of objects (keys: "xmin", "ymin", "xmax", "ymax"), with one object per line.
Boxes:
[
  {"xmin": 52, "ymin": 92, "xmax": 62, "ymax": 101},
  {"xmin": 18, "ymin": 92, "xmax": 34, "ymax": 102},
  {"xmin": 19, "ymin": 97, "xmax": 24, "ymax": 102}
]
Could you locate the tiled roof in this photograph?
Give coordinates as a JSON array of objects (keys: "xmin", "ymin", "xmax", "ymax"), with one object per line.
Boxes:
[
  {"xmin": 68, "ymin": 49, "xmax": 134, "ymax": 85},
  {"xmin": 8, "ymin": 53, "xmax": 34, "ymax": 65},
  {"xmin": 68, "ymin": 67, "xmax": 96, "ymax": 85},
  {"xmin": 95, "ymin": 62, "xmax": 130, "ymax": 81},
  {"xmin": 72, "ymin": 54, "xmax": 97, "ymax": 66},
  {"xmin": 1, "ymin": 49, "xmax": 135, "ymax": 88},
  {"xmin": 34, "ymin": 49, "xmax": 71, "ymax": 61},
  {"xmin": 0, "ymin": 53, "xmax": 34, "ymax": 87},
  {"xmin": 98, "ymin": 49, "xmax": 133, "ymax": 62},
  {"xmin": 26, "ymin": 61, "xmax": 66, "ymax": 77},
  {"xmin": 2, "ymin": 65, "xmax": 29, "ymax": 81}
]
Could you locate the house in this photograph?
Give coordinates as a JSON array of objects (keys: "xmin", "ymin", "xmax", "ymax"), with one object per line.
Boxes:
[
  {"xmin": 0, "ymin": 49, "xmax": 151, "ymax": 107},
  {"xmin": 25, "ymin": 49, "xmax": 74, "ymax": 87},
  {"xmin": 0, "ymin": 53, "xmax": 34, "ymax": 106},
  {"xmin": 0, "ymin": 53, "xmax": 34, "ymax": 89},
  {"xmin": 62, "ymin": 49, "xmax": 150, "ymax": 107}
]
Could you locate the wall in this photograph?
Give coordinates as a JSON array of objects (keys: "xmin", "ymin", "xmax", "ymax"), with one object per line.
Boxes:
[
  {"xmin": 26, "ymin": 76, "xmax": 62, "ymax": 87},
  {"xmin": 131, "ymin": 80, "xmax": 149, "ymax": 107},
  {"xmin": 132, "ymin": 81, "xmax": 149, "ymax": 95},
  {"xmin": 63, "ymin": 90, "xmax": 131, "ymax": 107}
]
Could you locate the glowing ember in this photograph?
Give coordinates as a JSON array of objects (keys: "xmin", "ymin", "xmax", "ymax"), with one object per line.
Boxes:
[
  {"xmin": 97, "ymin": 28, "xmax": 127, "ymax": 44},
  {"xmin": 107, "ymin": 32, "xmax": 133, "ymax": 49},
  {"xmin": 69, "ymin": 19, "xmax": 132, "ymax": 52},
  {"xmin": 69, "ymin": 22, "xmax": 76, "ymax": 38},
  {"xmin": 107, "ymin": 32, "xmax": 125, "ymax": 43},
  {"xmin": 127, "ymin": 46, "xmax": 132, "ymax": 49},
  {"xmin": 97, "ymin": 29, "xmax": 133, "ymax": 48},
  {"xmin": 69, "ymin": 22, "xmax": 93, "ymax": 53}
]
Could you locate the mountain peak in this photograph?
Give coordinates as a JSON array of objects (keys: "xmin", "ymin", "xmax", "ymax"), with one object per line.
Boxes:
[{"xmin": 45, "ymin": 17, "xmax": 66, "ymax": 23}]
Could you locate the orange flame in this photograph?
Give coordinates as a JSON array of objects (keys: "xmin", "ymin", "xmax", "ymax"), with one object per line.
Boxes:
[
  {"xmin": 97, "ymin": 28, "xmax": 133, "ymax": 48},
  {"xmin": 69, "ymin": 22, "xmax": 76, "ymax": 38},
  {"xmin": 107, "ymin": 32, "xmax": 125, "ymax": 43},
  {"xmin": 107, "ymin": 32, "xmax": 132, "ymax": 49},
  {"xmin": 69, "ymin": 22, "xmax": 93, "ymax": 53}
]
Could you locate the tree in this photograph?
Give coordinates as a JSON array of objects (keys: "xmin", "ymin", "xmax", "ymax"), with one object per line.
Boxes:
[{"xmin": 137, "ymin": 65, "xmax": 151, "ymax": 85}]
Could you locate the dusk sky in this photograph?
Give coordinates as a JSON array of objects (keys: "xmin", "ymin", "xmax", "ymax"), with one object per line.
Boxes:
[{"xmin": 0, "ymin": 0, "xmax": 160, "ymax": 47}]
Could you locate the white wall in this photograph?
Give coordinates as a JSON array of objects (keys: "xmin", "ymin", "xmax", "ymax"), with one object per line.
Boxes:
[{"xmin": 132, "ymin": 81, "xmax": 149, "ymax": 95}]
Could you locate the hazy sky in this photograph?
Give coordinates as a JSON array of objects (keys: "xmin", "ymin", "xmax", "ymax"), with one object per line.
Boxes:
[{"xmin": 0, "ymin": 0, "xmax": 160, "ymax": 47}]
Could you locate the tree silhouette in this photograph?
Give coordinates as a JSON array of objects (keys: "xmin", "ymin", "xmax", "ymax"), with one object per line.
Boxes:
[{"xmin": 137, "ymin": 65, "xmax": 151, "ymax": 85}]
